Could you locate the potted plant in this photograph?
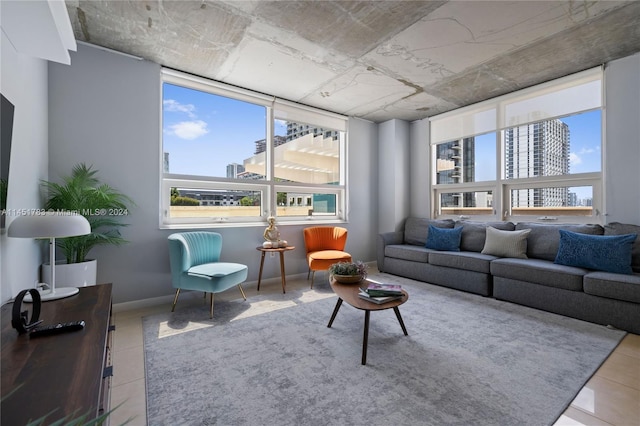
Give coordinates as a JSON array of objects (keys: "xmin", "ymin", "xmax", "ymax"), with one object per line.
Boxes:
[
  {"xmin": 40, "ymin": 163, "xmax": 134, "ymax": 286},
  {"xmin": 328, "ymin": 261, "xmax": 368, "ymax": 283}
]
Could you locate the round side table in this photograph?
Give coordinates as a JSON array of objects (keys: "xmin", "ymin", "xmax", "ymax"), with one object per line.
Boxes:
[{"xmin": 256, "ymin": 246, "xmax": 295, "ymax": 293}]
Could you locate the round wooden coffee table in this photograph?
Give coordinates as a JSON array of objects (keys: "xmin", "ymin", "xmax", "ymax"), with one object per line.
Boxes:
[{"xmin": 327, "ymin": 278, "xmax": 409, "ymax": 365}]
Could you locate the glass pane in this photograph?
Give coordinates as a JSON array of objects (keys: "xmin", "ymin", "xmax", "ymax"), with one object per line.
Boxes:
[
  {"xmin": 169, "ymin": 187, "xmax": 262, "ymax": 218},
  {"xmin": 504, "ymin": 110, "xmax": 601, "ymax": 179},
  {"xmin": 440, "ymin": 191, "xmax": 493, "ymax": 216},
  {"xmin": 163, "ymin": 83, "xmax": 266, "ymax": 179},
  {"xmin": 276, "ymin": 191, "xmax": 336, "ymax": 217},
  {"xmin": 436, "ymin": 133, "xmax": 496, "ymax": 183},
  {"xmin": 564, "ymin": 110, "xmax": 602, "ymax": 174},
  {"xmin": 272, "ymin": 119, "xmax": 341, "ymax": 184},
  {"xmin": 510, "ymin": 186, "xmax": 593, "ymax": 216}
]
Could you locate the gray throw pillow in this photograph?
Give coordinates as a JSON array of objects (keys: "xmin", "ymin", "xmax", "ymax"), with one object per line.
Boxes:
[
  {"xmin": 404, "ymin": 217, "xmax": 455, "ymax": 246},
  {"xmin": 481, "ymin": 226, "xmax": 531, "ymax": 258},
  {"xmin": 605, "ymin": 222, "xmax": 640, "ymax": 273}
]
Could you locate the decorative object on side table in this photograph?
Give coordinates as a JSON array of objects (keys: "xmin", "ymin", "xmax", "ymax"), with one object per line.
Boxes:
[
  {"xmin": 263, "ymin": 216, "xmax": 287, "ymax": 248},
  {"xmin": 328, "ymin": 260, "xmax": 367, "ymax": 284}
]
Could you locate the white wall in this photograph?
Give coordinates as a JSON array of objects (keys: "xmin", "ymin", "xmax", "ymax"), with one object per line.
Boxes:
[
  {"xmin": 347, "ymin": 116, "xmax": 379, "ymax": 257},
  {"xmin": 0, "ymin": 31, "xmax": 49, "ymax": 303},
  {"xmin": 604, "ymin": 53, "xmax": 640, "ymax": 225},
  {"xmin": 48, "ymin": 44, "xmax": 379, "ymax": 304},
  {"xmin": 409, "ymin": 118, "xmax": 430, "ymax": 217},
  {"xmin": 378, "ymin": 119, "xmax": 410, "ymax": 233}
]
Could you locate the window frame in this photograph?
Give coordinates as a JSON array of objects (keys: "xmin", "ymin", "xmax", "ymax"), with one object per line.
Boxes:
[
  {"xmin": 160, "ymin": 69, "xmax": 348, "ymax": 228},
  {"xmin": 429, "ymin": 67, "xmax": 604, "ymax": 225}
]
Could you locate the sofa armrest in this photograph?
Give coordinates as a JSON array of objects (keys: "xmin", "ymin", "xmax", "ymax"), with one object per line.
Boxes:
[{"xmin": 377, "ymin": 231, "xmax": 404, "ymax": 272}]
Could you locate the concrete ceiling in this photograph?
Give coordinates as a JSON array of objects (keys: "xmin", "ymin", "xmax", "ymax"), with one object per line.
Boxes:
[{"xmin": 64, "ymin": 0, "xmax": 640, "ymax": 123}]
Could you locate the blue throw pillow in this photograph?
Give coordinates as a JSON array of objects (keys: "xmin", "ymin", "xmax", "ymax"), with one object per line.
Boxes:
[
  {"xmin": 554, "ymin": 230, "xmax": 637, "ymax": 274},
  {"xmin": 425, "ymin": 225, "xmax": 463, "ymax": 251}
]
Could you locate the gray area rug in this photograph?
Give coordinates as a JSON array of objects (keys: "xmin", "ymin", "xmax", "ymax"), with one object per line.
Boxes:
[{"xmin": 143, "ymin": 273, "xmax": 625, "ymax": 426}]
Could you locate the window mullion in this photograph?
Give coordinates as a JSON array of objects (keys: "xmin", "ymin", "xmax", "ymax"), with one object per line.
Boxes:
[{"xmin": 266, "ymin": 105, "xmax": 274, "ymax": 217}]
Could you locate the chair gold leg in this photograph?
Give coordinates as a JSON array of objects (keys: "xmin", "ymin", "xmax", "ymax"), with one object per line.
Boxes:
[
  {"xmin": 171, "ymin": 289, "xmax": 181, "ymax": 312},
  {"xmin": 307, "ymin": 268, "xmax": 311, "ymax": 280},
  {"xmin": 209, "ymin": 293, "xmax": 214, "ymax": 319},
  {"xmin": 238, "ymin": 284, "xmax": 247, "ymax": 300},
  {"xmin": 310, "ymin": 271, "xmax": 315, "ymax": 289}
]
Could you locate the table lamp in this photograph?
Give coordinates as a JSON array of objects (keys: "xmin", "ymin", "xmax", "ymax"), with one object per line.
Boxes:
[{"xmin": 8, "ymin": 212, "xmax": 91, "ymax": 301}]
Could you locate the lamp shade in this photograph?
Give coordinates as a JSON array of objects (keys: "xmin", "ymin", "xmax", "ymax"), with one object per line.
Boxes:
[{"xmin": 8, "ymin": 212, "xmax": 91, "ymax": 238}]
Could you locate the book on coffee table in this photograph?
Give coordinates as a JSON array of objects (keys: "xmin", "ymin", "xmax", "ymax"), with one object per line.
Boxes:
[
  {"xmin": 358, "ymin": 289, "xmax": 403, "ymax": 304},
  {"xmin": 366, "ymin": 283, "xmax": 403, "ymax": 297}
]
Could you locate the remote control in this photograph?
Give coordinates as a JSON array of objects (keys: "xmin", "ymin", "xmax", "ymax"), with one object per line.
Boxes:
[{"xmin": 30, "ymin": 321, "xmax": 85, "ymax": 338}]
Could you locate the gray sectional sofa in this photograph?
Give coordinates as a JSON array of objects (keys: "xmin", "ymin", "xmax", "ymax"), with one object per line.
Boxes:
[{"xmin": 377, "ymin": 218, "xmax": 640, "ymax": 334}]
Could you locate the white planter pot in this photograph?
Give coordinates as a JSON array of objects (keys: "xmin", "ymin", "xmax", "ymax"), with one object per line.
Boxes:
[{"xmin": 41, "ymin": 259, "xmax": 97, "ymax": 287}]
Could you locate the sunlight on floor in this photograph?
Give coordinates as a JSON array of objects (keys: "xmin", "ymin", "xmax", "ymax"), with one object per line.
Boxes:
[
  {"xmin": 157, "ymin": 319, "xmax": 213, "ymax": 339},
  {"xmin": 554, "ymin": 414, "xmax": 592, "ymax": 425},
  {"xmin": 572, "ymin": 386, "xmax": 596, "ymax": 413},
  {"xmin": 155, "ymin": 288, "xmax": 336, "ymax": 339}
]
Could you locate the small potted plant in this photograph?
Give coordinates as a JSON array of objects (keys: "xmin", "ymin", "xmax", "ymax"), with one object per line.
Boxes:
[{"xmin": 328, "ymin": 261, "xmax": 368, "ymax": 283}]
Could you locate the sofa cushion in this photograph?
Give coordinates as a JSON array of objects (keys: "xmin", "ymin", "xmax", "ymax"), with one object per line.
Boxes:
[
  {"xmin": 455, "ymin": 220, "xmax": 516, "ymax": 252},
  {"xmin": 491, "ymin": 258, "xmax": 586, "ymax": 291},
  {"xmin": 425, "ymin": 225, "xmax": 462, "ymax": 251},
  {"xmin": 404, "ymin": 217, "xmax": 455, "ymax": 246},
  {"xmin": 429, "ymin": 251, "xmax": 498, "ymax": 274},
  {"xmin": 605, "ymin": 222, "xmax": 640, "ymax": 273},
  {"xmin": 385, "ymin": 244, "xmax": 430, "ymax": 263},
  {"xmin": 555, "ymin": 230, "xmax": 637, "ymax": 274},
  {"xmin": 481, "ymin": 227, "xmax": 530, "ymax": 258},
  {"xmin": 583, "ymin": 271, "xmax": 640, "ymax": 303},
  {"xmin": 515, "ymin": 222, "xmax": 604, "ymax": 261}
]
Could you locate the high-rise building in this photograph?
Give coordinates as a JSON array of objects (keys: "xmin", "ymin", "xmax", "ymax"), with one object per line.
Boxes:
[
  {"xmin": 226, "ymin": 163, "xmax": 245, "ymax": 178},
  {"xmin": 254, "ymin": 135, "xmax": 287, "ymax": 154},
  {"xmin": 285, "ymin": 122, "xmax": 339, "ymax": 142},
  {"xmin": 253, "ymin": 122, "xmax": 338, "ymax": 155},
  {"xmin": 163, "ymin": 152, "xmax": 170, "ymax": 173},
  {"xmin": 505, "ymin": 120, "xmax": 570, "ymax": 207},
  {"xmin": 436, "ymin": 137, "xmax": 475, "ymax": 207}
]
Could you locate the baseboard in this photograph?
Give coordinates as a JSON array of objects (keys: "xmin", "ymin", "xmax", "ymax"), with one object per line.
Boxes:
[
  {"xmin": 113, "ymin": 264, "xmax": 379, "ymax": 313},
  {"xmin": 112, "ymin": 272, "xmax": 313, "ymax": 313}
]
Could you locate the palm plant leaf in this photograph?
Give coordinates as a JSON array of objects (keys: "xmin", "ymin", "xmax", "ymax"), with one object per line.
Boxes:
[{"xmin": 41, "ymin": 163, "xmax": 134, "ymax": 264}]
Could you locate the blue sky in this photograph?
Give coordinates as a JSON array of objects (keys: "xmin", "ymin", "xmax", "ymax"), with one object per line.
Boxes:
[
  {"xmin": 163, "ymin": 83, "xmax": 286, "ymax": 177},
  {"xmin": 163, "ymin": 83, "xmax": 600, "ymax": 199}
]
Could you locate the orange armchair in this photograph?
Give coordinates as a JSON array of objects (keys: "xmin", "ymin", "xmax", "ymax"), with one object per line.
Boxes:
[{"xmin": 303, "ymin": 226, "xmax": 352, "ymax": 288}]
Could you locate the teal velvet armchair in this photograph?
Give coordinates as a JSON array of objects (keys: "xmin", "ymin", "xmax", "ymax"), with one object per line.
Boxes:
[{"xmin": 168, "ymin": 232, "xmax": 247, "ymax": 318}]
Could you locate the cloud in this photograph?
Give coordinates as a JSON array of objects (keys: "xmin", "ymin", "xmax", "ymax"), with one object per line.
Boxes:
[
  {"xmin": 569, "ymin": 152, "xmax": 582, "ymax": 165},
  {"xmin": 570, "ymin": 146, "xmax": 600, "ymax": 166},
  {"xmin": 578, "ymin": 147, "xmax": 597, "ymax": 154},
  {"xmin": 169, "ymin": 120, "xmax": 209, "ymax": 140},
  {"xmin": 164, "ymin": 99, "xmax": 196, "ymax": 118}
]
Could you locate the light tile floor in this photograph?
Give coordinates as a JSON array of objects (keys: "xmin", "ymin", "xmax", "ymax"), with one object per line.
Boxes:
[{"xmin": 109, "ymin": 274, "xmax": 640, "ymax": 426}]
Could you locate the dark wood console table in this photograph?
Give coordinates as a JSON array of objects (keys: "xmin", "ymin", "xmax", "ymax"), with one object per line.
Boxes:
[{"xmin": 1, "ymin": 283, "xmax": 113, "ymax": 425}]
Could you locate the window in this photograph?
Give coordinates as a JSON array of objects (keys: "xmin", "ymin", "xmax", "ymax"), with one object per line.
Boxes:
[
  {"xmin": 430, "ymin": 67, "xmax": 603, "ymax": 223},
  {"xmin": 161, "ymin": 69, "xmax": 347, "ymax": 227}
]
